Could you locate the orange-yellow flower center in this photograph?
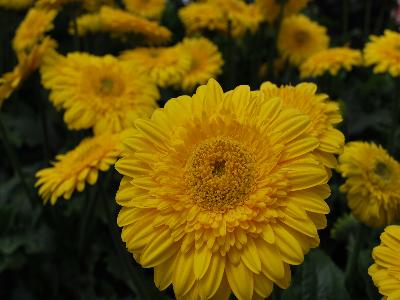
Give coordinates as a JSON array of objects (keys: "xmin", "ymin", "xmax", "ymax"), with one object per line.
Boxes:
[{"xmin": 184, "ymin": 137, "xmax": 256, "ymax": 212}]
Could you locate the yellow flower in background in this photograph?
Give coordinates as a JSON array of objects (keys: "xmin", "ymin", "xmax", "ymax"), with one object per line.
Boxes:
[
  {"xmin": 115, "ymin": 79, "xmax": 331, "ymax": 300},
  {"xmin": 0, "ymin": 0, "xmax": 33, "ymax": 10},
  {"xmin": 99, "ymin": 6, "xmax": 172, "ymax": 44},
  {"xmin": 278, "ymin": 14, "xmax": 329, "ymax": 66},
  {"xmin": 40, "ymin": 51, "xmax": 159, "ymax": 134},
  {"xmin": 179, "ymin": 0, "xmax": 263, "ymax": 37},
  {"xmin": 120, "ymin": 45, "xmax": 191, "ymax": 88},
  {"xmin": 260, "ymin": 82, "xmax": 344, "ymax": 168},
  {"xmin": 0, "ymin": 37, "xmax": 57, "ymax": 107},
  {"xmin": 255, "ymin": 0, "xmax": 310, "ymax": 24},
  {"xmin": 122, "ymin": 0, "xmax": 165, "ymax": 20},
  {"xmin": 35, "ymin": 133, "xmax": 122, "ymax": 205},
  {"xmin": 178, "ymin": 2, "xmax": 227, "ymax": 35},
  {"xmin": 73, "ymin": 13, "xmax": 103, "ymax": 36},
  {"xmin": 369, "ymin": 226, "xmax": 400, "ymax": 299},
  {"xmin": 364, "ymin": 30, "xmax": 400, "ymax": 77},
  {"xmin": 82, "ymin": 0, "xmax": 115, "ymax": 12},
  {"xmin": 300, "ymin": 47, "xmax": 362, "ymax": 78},
  {"xmin": 338, "ymin": 142, "xmax": 400, "ymax": 227},
  {"xmin": 12, "ymin": 8, "xmax": 57, "ymax": 53},
  {"xmin": 178, "ymin": 37, "xmax": 224, "ymax": 91}
]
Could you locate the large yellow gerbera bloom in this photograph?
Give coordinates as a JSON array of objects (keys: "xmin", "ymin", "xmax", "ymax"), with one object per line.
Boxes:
[
  {"xmin": 179, "ymin": 38, "xmax": 224, "ymax": 91},
  {"xmin": 99, "ymin": 6, "xmax": 171, "ymax": 44},
  {"xmin": 119, "ymin": 45, "xmax": 191, "ymax": 88},
  {"xmin": 278, "ymin": 14, "xmax": 329, "ymax": 66},
  {"xmin": 300, "ymin": 47, "xmax": 362, "ymax": 78},
  {"xmin": 36, "ymin": 133, "xmax": 122, "ymax": 205},
  {"xmin": 369, "ymin": 225, "xmax": 400, "ymax": 299},
  {"xmin": 12, "ymin": 8, "xmax": 57, "ymax": 53},
  {"xmin": 364, "ymin": 30, "xmax": 400, "ymax": 77},
  {"xmin": 40, "ymin": 51, "xmax": 159, "ymax": 134},
  {"xmin": 0, "ymin": 0, "xmax": 33, "ymax": 10},
  {"xmin": 337, "ymin": 142, "xmax": 400, "ymax": 227},
  {"xmin": 255, "ymin": 0, "xmax": 310, "ymax": 24},
  {"xmin": 115, "ymin": 79, "xmax": 332, "ymax": 300},
  {"xmin": 259, "ymin": 82, "xmax": 344, "ymax": 168},
  {"xmin": 0, "ymin": 37, "xmax": 56, "ymax": 107},
  {"xmin": 123, "ymin": 0, "xmax": 165, "ymax": 20}
]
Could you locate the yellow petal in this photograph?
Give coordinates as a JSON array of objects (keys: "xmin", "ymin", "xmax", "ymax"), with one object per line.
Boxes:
[{"xmin": 226, "ymin": 261, "xmax": 254, "ymax": 300}]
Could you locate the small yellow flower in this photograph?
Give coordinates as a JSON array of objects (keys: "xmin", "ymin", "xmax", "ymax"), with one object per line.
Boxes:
[
  {"xmin": 259, "ymin": 82, "xmax": 344, "ymax": 168},
  {"xmin": 178, "ymin": 37, "xmax": 224, "ymax": 91},
  {"xmin": 0, "ymin": 0, "xmax": 33, "ymax": 10},
  {"xmin": 115, "ymin": 79, "xmax": 331, "ymax": 299},
  {"xmin": 120, "ymin": 45, "xmax": 192, "ymax": 88},
  {"xmin": 122, "ymin": 0, "xmax": 165, "ymax": 20},
  {"xmin": 338, "ymin": 142, "xmax": 400, "ymax": 227},
  {"xmin": 40, "ymin": 51, "xmax": 159, "ymax": 134},
  {"xmin": 364, "ymin": 30, "xmax": 400, "ymax": 77},
  {"xmin": 278, "ymin": 14, "xmax": 329, "ymax": 66},
  {"xmin": 0, "ymin": 37, "xmax": 57, "ymax": 107},
  {"xmin": 99, "ymin": 6, "xmax": 172, "ymax": 44},
  {"xmin": 12, "ymin": 8, "xmax": 57, "ymax": 53},
  {"xmin": 255, "ymin": 0, "xmax": 310, "ymax": 24},
  {"xmin": 35, "ymin": 133, "xmax": 122, "ymax": 205},
  {"xmin": 300, "ymin": 47, "xmax": 362, "ymax": 78},
  {"xmin": 369, "ymin": 225, "xmax": 400, "ymax": 299}
]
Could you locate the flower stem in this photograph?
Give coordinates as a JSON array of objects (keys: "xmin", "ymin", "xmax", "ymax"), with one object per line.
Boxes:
[
  {"xmin": 344, "ymin": 222, "xmax": 365, "ymax": 294},
  {"xmin": 99, "ymin": 182, "xmax": 162, "ymax": 300},
  {"xmin": 0, "ymin": 113, "xmax": 35, "ymax": 207}
]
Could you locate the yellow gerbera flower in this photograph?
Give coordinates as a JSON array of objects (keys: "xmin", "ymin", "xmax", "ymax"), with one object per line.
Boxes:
[
  {"xmin": 364, "ymin": 30, "xmax": 400, "ymax": 77},
  {"xmin": 40, "ymin": 51, "xmax": 159, "ymax": 134},
  {"xmin": 369, "ymin": 225, "xmax": 400, "ymax": 299},
  {"xmin": 120, "ymin": 45, "xmax": 191, "ymax": 88},
  {"xmin": 99, "ymin": 6, "xmax": 171, "ymax": 44},
  {"xmin": 122, "ymin": 0, "xmax": 165, "ymax": 20},
  {"xmin": 179, "ymin": 0, "xmax": 263, "ymax": 38},
  {"xmin": 0, "ymin": 0, "xmax": 33, "ymax": 10},
  {"xmin": 0, "ymin": 37, "xmax": 56, "ymax": 107},
  {"xmin": 300, "ymin": 47, "xmax": 362, "ymax": 78},
  {"xmin": 278, "ymin": 14, "xmax": 329, "ymax": 66},
  {"xmin": 115, "ymin": 79, "xmax": 332, "ymax": 300},
  {"xmin": 337, "ymin": 142, "xmax": 400, "ymax": 227},
  {"xmin": 36, "ymin": 133, "xmax": 122, "ymax": 205},
  {"xmin": 12, "ymin": 8, "xmax": 57, "ymax": 53},
  {"xmin": 255, "ymin": 0, "xmax": 310, "ymax": 24},
  {"xmin": 178, "ymin": 37, "xmax": 224, "ymax": 91},
  {"xmin": 260, "ymin": 82, "xmax": 344, "ymax": 168},
  {"xmin": 178, "ymin": 2, "xmax": 227, "ymax": 35}
]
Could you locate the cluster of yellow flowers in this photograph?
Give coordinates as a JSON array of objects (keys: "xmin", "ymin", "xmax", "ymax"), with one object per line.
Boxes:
[{"xmin": 1, "ymin": 0, "xmax": 400, "ymax": 299}]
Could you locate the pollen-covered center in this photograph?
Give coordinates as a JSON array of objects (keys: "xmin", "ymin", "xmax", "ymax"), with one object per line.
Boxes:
[
  {"xmin": 184, "ymin": 137, "xmax": 256, "ymax": 211},
  {"xmin": 374, "ymin": 161, "xmax": 392, "ymax": 181},
  {"xmin": 295, "ymin": 30, "xmax": 310, "ymax": 45}
]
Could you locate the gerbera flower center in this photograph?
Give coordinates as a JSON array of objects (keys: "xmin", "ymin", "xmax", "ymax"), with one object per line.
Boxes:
[
  {"xmin": 184, "ymin": 137, "xmax": 256, "ymax": 211},
  {"xmin": 99, "ymin": 78, "xmax": 115, "ymax": 95},
  {"xmin": 295, "ymin": 30, "xmax": 310, "ymax": 44},
  {"xmin": 374, "ymin": 161, "xmax": 391, "ymax": 181}
]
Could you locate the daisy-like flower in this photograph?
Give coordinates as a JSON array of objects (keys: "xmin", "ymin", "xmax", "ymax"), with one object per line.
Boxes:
[
  {"xmin": 115, "ymin": 79, "xmax": 332, "ymax": 300},
  {"xmin": 369, "ymin": 225, "xmax": 400, "ymax": 299},
  {"xmin": 36, "ymin": 133, "xmax": 122, "ymax": 205},
  {"xmin": 40, "ymin": 51, "xmax": 159, "ymax": 134},
  {"xmin": 0, "ymin": 0, "xmax": 33, "ymax": 10},
  {"xmin": 364, "ymin": 30, "xmax": 400, "ymax": 77},
  {"xmin": 12, "ymin": 8, "xmax": 57, "ymax": 53},
  {"xmin": 255, "ymin": 0, "xmax": 310, "ymax": 24},
  {"xmin": 99, "ymin": 6, "xmax": 172, "ymax": 44},
  {"xmin": 0, "ymin": 37, "xmax": 57, "ymax": 107},
  {"xmin": 123, "ymin": 0, "xmax": 165, "ymax": 20},
  {"xmin": 120, "ymin": 46, "xmax": 191, "ymax": 88},
  {"xmin": 338, "ymin": 142, "xmax": 400, "ymax": 227},
  {"xmin": 178, "ymin": 37, "xmax": 224, "ymax": 91},
  {"xmin": 278, "ymin": 14, "xmax": 329, "ymax": 66},
  {"xmin": 178, "ymin": 2, "xmax": 227, "ymax": 35},
  {"xmin": 260, "ymin": 82, "xmax": 344, "ymax": 168},
  {"xmin": 300, "ymin": 47, "xmax": 362, "ymax": 78}
]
